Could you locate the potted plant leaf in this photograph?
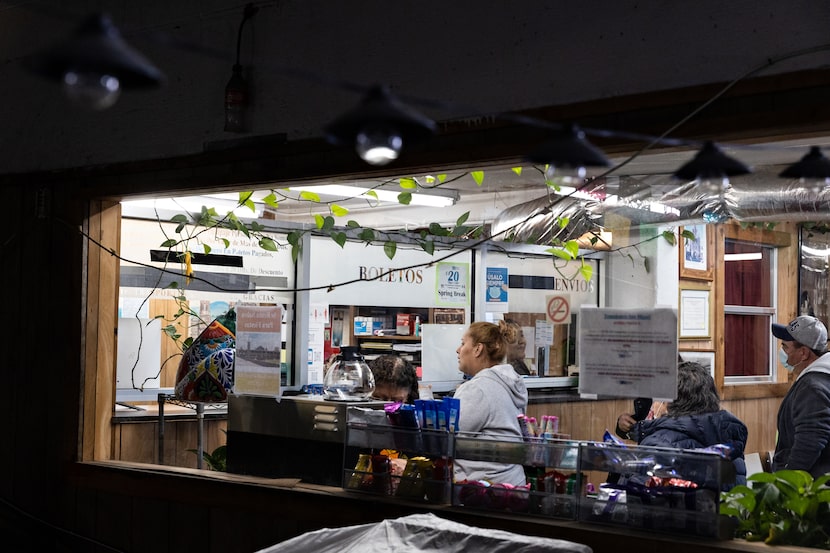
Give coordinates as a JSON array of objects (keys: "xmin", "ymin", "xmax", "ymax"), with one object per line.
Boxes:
[{"xmin": 720, "ymin": 469, "xmax": 830, "ymax": 548}]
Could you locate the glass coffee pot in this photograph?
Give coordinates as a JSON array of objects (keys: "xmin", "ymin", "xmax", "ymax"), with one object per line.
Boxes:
[{"xmin": 323, "ymin": 346, "xmax": 375, "ymax": 401}]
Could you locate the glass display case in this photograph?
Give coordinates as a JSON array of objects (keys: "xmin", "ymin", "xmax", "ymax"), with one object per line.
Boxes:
[{"xmin": 578, "ymin": 441, "xmax": 735, "ymax": 539}]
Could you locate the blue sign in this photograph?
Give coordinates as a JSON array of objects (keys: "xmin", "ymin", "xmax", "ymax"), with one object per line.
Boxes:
[{"xmin": 486, "ymin": 267, "xmax": 508, "ymax": 303}]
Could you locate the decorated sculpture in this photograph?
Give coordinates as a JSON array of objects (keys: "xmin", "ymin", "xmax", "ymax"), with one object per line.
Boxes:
[{"xmin": 174, "ymin": 308, "xmax": 236, "ymax": 402}]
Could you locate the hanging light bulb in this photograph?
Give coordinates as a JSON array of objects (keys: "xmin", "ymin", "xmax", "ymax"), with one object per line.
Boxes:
[
  {"xmin": 62, "ymin": 70, "xmax": 121, "ymax": 110},
  {"xmin": 779, "ymin": 146, "xmax": 830, "ymax": 193},
  {"xmin": 355, "ymin": 124, "xmax": 404, "ymax": 165},
  {"xmin": 324, "ymin": 85, "xmax": 436, "ymax": 166},
  {"xmin": 526, "ymin": 123, "xmax": 611, "ymax": 186},
  {"xmin": 26, "ymin": 13, "xmax": 164, "ymax": 110}
]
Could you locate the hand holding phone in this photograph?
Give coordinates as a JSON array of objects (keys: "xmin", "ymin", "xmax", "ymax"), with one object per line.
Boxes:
[{"xmin": 633, "ymin": 397, "xmax": 652, "ymax": 421}]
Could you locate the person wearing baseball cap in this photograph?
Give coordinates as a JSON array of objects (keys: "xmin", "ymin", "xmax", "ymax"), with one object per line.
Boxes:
[{"xmin": 770, "ymin": 315, "xmax": 830, "ymax": 477}]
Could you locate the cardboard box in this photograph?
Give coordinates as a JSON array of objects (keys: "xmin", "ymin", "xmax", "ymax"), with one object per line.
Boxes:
[{"xmin": 396, "ymin": 313, "xmax": 412, "ymax": 335}]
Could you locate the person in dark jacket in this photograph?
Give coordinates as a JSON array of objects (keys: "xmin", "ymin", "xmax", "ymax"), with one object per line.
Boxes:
[
  {"xmin": 771, "ymin": 315, "xmax": 830, "ymax": 478},
  {"xmin": 617, "ymin": 361, "xmax": 748, "ymax": 486}
]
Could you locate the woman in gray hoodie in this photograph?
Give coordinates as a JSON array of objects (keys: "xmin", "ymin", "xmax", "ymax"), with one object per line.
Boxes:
[{"xmin": 453, "ymin": 321, "xmax": 529, "ymax": 485}]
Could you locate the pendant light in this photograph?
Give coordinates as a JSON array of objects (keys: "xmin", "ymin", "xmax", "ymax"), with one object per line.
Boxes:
[
  {"xmin": 525, "ymin": 124, "xmax": 611, "ymax": 185},
  {"xmin": 672, "ymin": 141, "xmax": 751, "ymax": 190},
  {"xmin": 26, "ymin": 13, "xmax": 164, "ymax": 110},
  {"xmin": 779, "ymin": 146, "xmax": 830, "ymax": 193},
  {"xmin": 672, "ymin": 141, "xmax": 750, "ymax": 223},
  {"xmin": 324, "ymin": 85, "xmax": 437, "ymax": 166}
]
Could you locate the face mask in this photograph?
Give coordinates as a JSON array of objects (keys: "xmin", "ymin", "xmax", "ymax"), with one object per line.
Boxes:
[{"xmin": 779, "ymin": 347, "xmax": 795, "ymax": 372}]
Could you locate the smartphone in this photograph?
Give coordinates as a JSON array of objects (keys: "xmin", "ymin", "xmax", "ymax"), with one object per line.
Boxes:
[{"xmin": 633, "ymin": 397, "xmax": 652, "ymax": 421}]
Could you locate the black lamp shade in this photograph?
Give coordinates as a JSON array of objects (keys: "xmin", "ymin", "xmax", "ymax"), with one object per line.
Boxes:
[
  {"xmin": 27, "ymin": 13, "xmax": 164, "ymax": 88},
  {"xmin": 779, "ymin": 146, "xmax": 830, "ymax": 180},
  {"xmin": 673, "ymin": 141, "xmax": 751, "ymax": 180},
  {"xmin": 324, "ymin": 85, "xmax": 437, "ymax": 146},
  {"xmin": 525, "ymin": 124, "xmax": 611, "ymax": 168}
]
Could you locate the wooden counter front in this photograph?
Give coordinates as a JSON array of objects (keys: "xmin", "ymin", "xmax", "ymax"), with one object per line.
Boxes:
[{"xmin": 71, "ymin": 461, "xmax": 815, "ymax": 553}]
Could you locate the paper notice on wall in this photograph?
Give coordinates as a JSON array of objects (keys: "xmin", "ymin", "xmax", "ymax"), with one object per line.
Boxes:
[
  {"xmin": 578, "ymin": 307, "xmax": 677, "ymax": 399},
  {"xmin": 307, "ymin": 302, "xmax": 327, "ymax": 384},
  {"xmin": 233, "ymin": 305, "xmax": 282, "ymax": 398}
]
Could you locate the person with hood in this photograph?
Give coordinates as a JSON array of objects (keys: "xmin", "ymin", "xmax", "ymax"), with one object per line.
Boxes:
[
  {"xmin": 617, "ymin": 361, "xmax": 748, "ymax": 487},
  {"xmin": 771, "ymin": 315, "xmax": 830, "ymax": 477},
  {"xmin": 453, "ymin": 320, "xmax": 529, "ymax": 486}
]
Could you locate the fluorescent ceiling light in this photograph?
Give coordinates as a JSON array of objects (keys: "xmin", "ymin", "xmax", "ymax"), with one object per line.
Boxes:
[
  {"xmin": 724, "ymin": 252, "xmax": 763, "ymax": 261},
  {"xmin": 121, "ymin": 197, "xmax": 263, "ymax": 218},
  {"xmin": 288, "ymin": 184, "xmax": 458, "ymax": 207}
]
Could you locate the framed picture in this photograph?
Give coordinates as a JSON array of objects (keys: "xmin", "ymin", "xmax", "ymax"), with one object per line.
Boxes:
[
  {"xmin": 679, "ymin": 224, "xmax": 714, "ymax": 280},
  {"xmin": 679, "ymin": 350, "xmax": 716, "ymax": 377},
  {"xmin": 679, "ymin": 283, "xmax": 712, "ymax": 339}
]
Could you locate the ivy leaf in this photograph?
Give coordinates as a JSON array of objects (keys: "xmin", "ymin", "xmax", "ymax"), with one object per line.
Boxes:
[
  {"xmin": 220, "ymin": 238, "xmax": 230, "ymax": 248},
  {"xmin": 331, "ymin": 232, "xmax": 347, "ymax": 248},
  {"xmin": 262, "ymin": 193, "xmax": 279, "ymax": 209},
  {"xmin": 331, "ymin": 204, "xmax": 349, "ymax": 217},
  {"xmin": 359, "ymin": 228, "xmax": 375, "ymax": 242},
  {"xmin": 290, "ymin": 244, "xmax": 300, "ymax": 263},
  {"xmin": 239, "ymin": 191, "xmax": 256, "ymax": 212},
  {"xmin": 548, "ymin": 248, "xmax": 573, "ymax": 261},
  {"xmin": 383, "ymin": 240, "xmax": 397, "ymax": 259},
  {"xmin": 580, "ymin": 262, "xmax": 593, "ymax": 282},
  {"xmin": 420, "ymin": 240, "xmax": 435, "ymax": 255},
  {"xmin": 425, "ymin": 175, "xmax": 435, "ymax": 184},
  {"xmin": 428, "ymin": 222, "xmax": 450, "ymax": 236},
  {"xmin": 398, "ymin": 192, "xmax": 412, "ymax": 205},
  {"xmin": 643, "ymin": 257, "xmax": 651, "ymax": 273},
  {"xmin": 511, "ymin": 167, "xmax": 523, "ymax": 176},
  {"xmin": 300, "ymin": 191, "xmax": 321, "ymax": 202},
  {"xmin": 564, "ymin": 240, "xmax": 579, "ymax": 259},
  {"xmin": 314, "ymin": 214, "xmax": 325, "ymax": 229},
  {"xmin": 471, "ymin": 171, "xmax": 484, "ymax": 186},
  {"xmin": 557, "ymin": 216, "xmax": 570, "ymax": 229},
  {"xmin": 365, "ymin": 190, "xmax": 379, "ymax": 201},
  {"xmin": 259, "ymin": 237, "xmax": 277, "ymax": 251},
  {"xmin": 662, "ymin": 230, "xmax": 677, "ymax": 246},
  {"xmin": 681, "ymin": 229, "xmax": 696, "ymax": 240},
  {"xmin": 287, "ymin": 230, "xmax": 302, "ymax": 248},
  {"xmin": 437, "ymin": 174, "xmax": 447, "ymax": 182},
  {"xmin": 171, "ymin": 214, "xmax": 188, "ymax": 224},
  {"xmin": 399, "ymin": 177, "xmax": 417, "ymax": 189},
  {"xmin": 202, "ymin": 244, "xmax": 211, "ymax": 254},
  {"xmin": 321, "ymin": 216, "xmax": 335, "ymax": 231},
  {"xmin": 160, "ymin": 239, "xmax": 177, "ymax": 248},
  {"xmin": 346, "ymin": 220, "xmax": 361, "ymax": 228},
  {"xmin": 456, "ymin": 211, "xmax": 470, "ymax": 227}
]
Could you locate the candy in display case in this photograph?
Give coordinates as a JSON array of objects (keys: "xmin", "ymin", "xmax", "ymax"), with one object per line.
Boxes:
[
  {"xmin": 343, "ymin": 407, "xmax": 453, "ymax": 504},
  {"xmin": 577, "ymin": 441, "xmax": 736, "ymax": 539},
  {"xmin": 452, "ymin": 432, "xmax": 582, "ymax": 519}
]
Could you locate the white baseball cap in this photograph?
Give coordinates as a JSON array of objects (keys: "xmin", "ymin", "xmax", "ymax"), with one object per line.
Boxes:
[{"xmin": 771, "ymin": 316, "xmax": 828, "ymax": 351}]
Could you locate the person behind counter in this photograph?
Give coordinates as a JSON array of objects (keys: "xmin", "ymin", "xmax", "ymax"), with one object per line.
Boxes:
[
  {"xmin": 368, "ymin": 354, "xmax": 419, "ymax": 404},
  {"xmin": 453, "ymin": 321, "xmax": 528, "ymax": 486},
  {"xmin": 505, "ymin": 320, "xmax": 531, "ymax": 376},
  {"xmin": 616, "ymin": 361, "xmax": 748, "ymax": 486}
]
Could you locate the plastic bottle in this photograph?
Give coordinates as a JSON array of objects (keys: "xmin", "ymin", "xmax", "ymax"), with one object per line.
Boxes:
[{"xmin": 414, "ymin": 315, "xmax": 421, "ymax": 337}]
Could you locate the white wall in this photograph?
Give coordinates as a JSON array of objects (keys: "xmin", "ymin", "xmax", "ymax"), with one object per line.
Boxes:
[{"xmin": 2, "ymin": 1, "xmax": 830, "ymax": 173}]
